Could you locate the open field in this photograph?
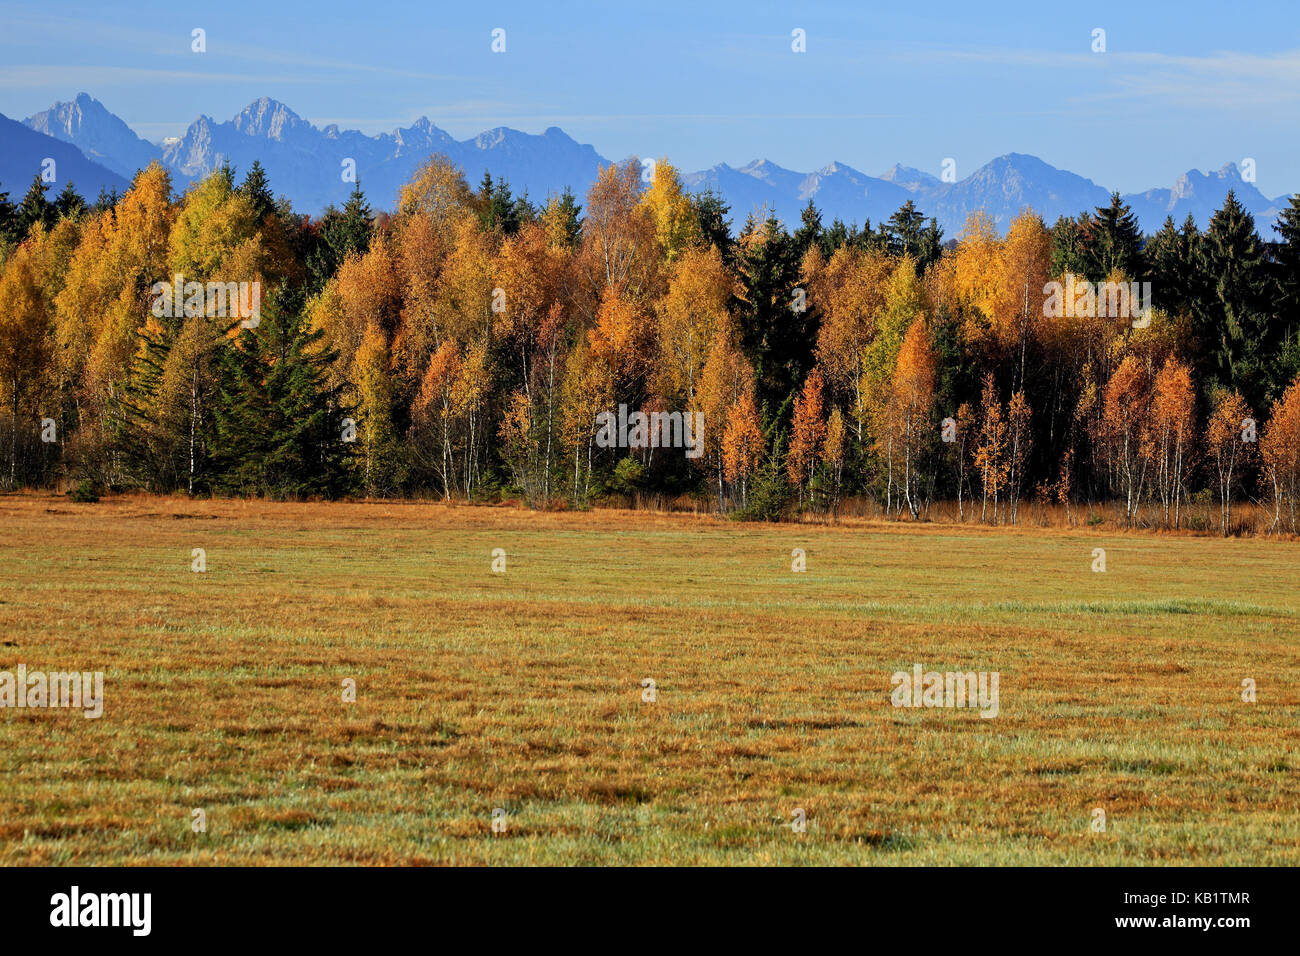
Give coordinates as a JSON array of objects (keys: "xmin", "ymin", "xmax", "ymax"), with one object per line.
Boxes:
[{"xmin": 0, "ymin": 493, "xmax": 1297, "ymax": 865}]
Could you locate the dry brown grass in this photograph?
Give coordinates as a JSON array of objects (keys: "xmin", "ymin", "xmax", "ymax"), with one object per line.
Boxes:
[{"xmin": 0, "ymin": 491, "xmax": 1297, "ymax": 864}]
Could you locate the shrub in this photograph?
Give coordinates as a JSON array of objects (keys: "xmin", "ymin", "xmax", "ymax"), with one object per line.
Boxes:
[{"xmin": 69, "ymin": 479, "xmax": 99, "ymax": 503}]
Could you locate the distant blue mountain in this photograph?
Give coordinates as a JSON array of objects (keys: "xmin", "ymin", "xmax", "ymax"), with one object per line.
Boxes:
[
  {"xmin": 154, "ymin": 97, "xmax": 607, "ymax": 214},
  {"xmin": 9, "ymin": 93, "xmax": 1295, "ymax": 237},
  {"xmin": 24, "ymin": 93, "xmax": 163, "ymax": 183},
  {"xmin": 0, "ymin": 110, "xmax": 128, "ymax": 202}
]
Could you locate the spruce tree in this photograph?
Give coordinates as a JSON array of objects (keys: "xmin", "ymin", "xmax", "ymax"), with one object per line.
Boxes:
[
  {"xmin": 691, "ymin": 189, "xmax": 733, "ymax": 262},
  {"xmin": 1273, "ymin": 195, "xmax": 1300, "ymax": 386},
  {"xmin": 240, "ymin": 160, "xmax": 276, "ymax": 223},
  {"xmin": 1086, "ymin": 192, "xmax": 1144, "ymax": 280},
  {"xmin": 1050, "ymin": 214, "xmax": 1090, "ymax": 277},
  {"xmin": 119, "ymin": 315, "xmax": 181, "ymax": 490},
  {"xmin": 0, "ymin": 187, "xmax": 18, "ymax": 244},
  {"xmin": 820, "ymin": 219, "xmax": 850, "ymax": 256},
  {"xmin": 884, "ymin": 200, "xmax": 923, "ymax": 258},
  {"xmin": 793, "ymin": 200, "xmax": 823, "ymax": 259},
  {"xmin": 1195, "ymin": 191, "xmax": 1274, "ymax": 405},
  {"xmin": 214, "ymin": 290, "xmax": 353, "ymax": 498},
  {"xmin": 1144, "ymin": 215, "xmax": 1206, "ymax": 318},
  {"xmin": 735, "ymin": 215, "xmax": 808, "ymax": 413},
  {"xmin": 54, "ymin": 181, "xmax": 86, "ymax": 221},
  {"xmin": 478, "ymin": 172, "xmax": 529, "ymax": 235},
  {"xmin": 16, "ymin": 174, "xmax": 56, "ymax": 238},
  {"xmin": 90, "ymin": 186, "xmax": 119, "ymax": 215},
  {"xmin": 306, "ymin": 181, "xmax": 374, "ymax": 296},
  {"xmin": 918, "ymin": 218, "xmax": 945, "ymax": 273}
]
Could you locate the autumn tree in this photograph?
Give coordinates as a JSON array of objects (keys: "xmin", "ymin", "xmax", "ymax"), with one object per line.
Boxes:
[
  {"xmin": 559, "ymin": 333, "xmax": 611, "ymax": 504},
  {"xmin": 889, "ymin": 319, "xmax": 937, "ymax": 518},
  {"xmin": 412, "ymin": 338, "xmax": 463, "ymax": 498},
  {"xmin": 1205, "ymin": 389, "xmax": 1255, "ymax": 535},
  {"xmin": 353, "ymin": 321, "xmax": 403, "ymax": 495},
  {"xmin": 398, "ymin": 155, "xmax": 475, "ymax": 237},
  {"xmin": 1100, "ymin": 356, "xmax": 1150, "ymax": 525},
  {"xmin": 946, "ymin": 402, "xmax": 974, "ymax": 520},
  {"xmin": 55, "ymin": 163, "xmax": 175, "ymax": 483},
  {"xmin": 811, "ymin": 245, "xmax": 891, "ymax": 445},
  {"xmin": 1149, "ymin": 357, "xmax": 1196, "ymax": 527},
  {"xmin": 1006, "ymin": 390, "xmax": 1032, "ymax": 523},
  {"xmin": 579, "ymin": 160, "xmax": 659, "ymax": 310},
  {"xmin": 1261, "ymin": 374, "xmax": 1300, "ymax": 532},
  {"xmin": 995, "ymin": 211, "xmax": 1051, "ymax": 392},
  {"xmin": 494, "ymin": 223, "xmax": 574, "ymax": 502},
  {"xmin": 0, "ymin": 244, "xmax": 52, "ymax": 485},
  {"xmin": 973, "ymin": 374, "xmax": 1008, "ymax": 522},
  {"xmin": 637, "ymin": 159, "xmax": 701, "ymax": 262},
  {"xmin": 655, "ymin": 244, "xmax": 735, "ymax": 407},
  {"xmin": 722, "ymin": 391, "xmax": 764, "ymax": 507},
  {"xmin": 822, "ymin": 405, "xmax": 847, "ymax": 513},
  {"xmin": 695, "ymin": 330, "xmax": 756, "ymax": 509},
  {"xmin": 787, "ymin": 367, "xmax": 827, "ymax": 507}
]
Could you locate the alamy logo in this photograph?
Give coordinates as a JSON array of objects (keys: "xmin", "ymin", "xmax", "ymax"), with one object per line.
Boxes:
[
  {"xmin": 50, "ymin": 886, "xmax": 151, "ymax": 936},
  {"xmin": 891, "ymin": 663, "xmax": 999, "ymax": 718},
  {"xmin": 150, "ymin": 274, "xmax": 261, "ymax": 328},
  {"xmin": 0, "ymin": 664, "xmax": 103, "ymax": 718},
  {"xmin": 595, "ymin": 404, "xmax": 704, "ymax": 459},
  {"xmin": 1043, "ymin": 274, "xmax": 1151, "ymax": 327}
]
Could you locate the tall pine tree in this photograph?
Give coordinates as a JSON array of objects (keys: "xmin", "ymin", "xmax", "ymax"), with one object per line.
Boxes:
[
  {"xmin": 1086, "ymin": 192, "xmax": 1143, "ymax": 280},
  {"xmin": 1195, "ymin": 191, "xmax": 1274, "ymax": 406},
  {"xmin": 215, "ymin": 289, "xmax": 353, "ymax": 498}
]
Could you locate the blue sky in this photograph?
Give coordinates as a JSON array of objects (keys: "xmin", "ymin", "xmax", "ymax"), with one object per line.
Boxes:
[{"xmin": 2, "ymin": 0, "xmax": 1298, "ymax": 194}]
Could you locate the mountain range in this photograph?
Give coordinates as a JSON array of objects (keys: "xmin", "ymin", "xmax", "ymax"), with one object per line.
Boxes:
[{"xmin": 4, "ymin": 93, "xmax": 1293, "ymax": 237}]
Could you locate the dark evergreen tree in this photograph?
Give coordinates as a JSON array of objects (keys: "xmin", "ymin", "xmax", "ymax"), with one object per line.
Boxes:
[
  {"xmin": 820, "ymin": 218, "xmax": 850, "ymax": 256},
  {"xmin": 1272, "ymin": 195, "xmax": 1300, "ymax": 387},
  {"xmin": 16, "ymin": 174, "xmax": 57, "ymax": 237},
  {"xmin": 1086, "ymin": 192, "xmax": 1144, "ymax": 280},
  {"xmin": 918, "ymin": 217, "xmax": 945, "ymax": 272},
  {"xmin": 0, "ymin": 186, "xmax": 18, "ymax": 244},
  {"xmin": 214, "ymin": 289, "xmax": 353, "ymax": 498},
  {"xmin": 691, "ymin": 188, "xmax": 733, "ymax": 263},
  {"xmin": 852, "ymin": 219, "xmax": 887, "ymax": 253},
  {"xmin": 240, "ymin": 160, "xmax": 276, "ymax": 223},
  {"xmin": 119, "ymin": 313, "xmax": 183, "ymax": 491},
  {"xmin": 54, "ymin": 181, "xmax": 86, "ymax": 221},
  {"xmin": 90, "ymin": 185, "xmax": 120, "ymax": 215},
  {"xmin": 1049, "ymin": 214, "xmax": 1090, "ymax": 277},
  {"xmin": 735, "ymin": 215, "xmax": 811, "ymax": 413},
  {"xmin": 793, "ymin": 200, "xmax": 823, "ymax": 259},
  {"xmin": 884, "ymin": 200, "xmax": 923, "ymax": 257},
  {"xmin": 476, "ymin": 172, "xmax": 533, "ymax": 235},
  {"xmin": 1193, "ymin": 191, "xmax": 1275, "ymax": 406},
  {"xmin": 216, "ymin": 160, "xmax": 237, "ymax": 190},
  {"xmin": 881, "ymin": 200, "xmax": 944, "ymax": 272},
  {"xmin": 1144, "ymin": 214, "xmax": 1203, "ymax": 317},
  {"xmin": 305, "ymin": 181, "xmax": 374, "ymax": 296}
]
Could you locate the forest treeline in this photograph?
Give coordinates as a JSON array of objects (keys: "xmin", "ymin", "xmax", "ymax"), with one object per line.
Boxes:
[{"xmin": 2, "ymin": 155, "xmax": 1300, "ymax": 534}]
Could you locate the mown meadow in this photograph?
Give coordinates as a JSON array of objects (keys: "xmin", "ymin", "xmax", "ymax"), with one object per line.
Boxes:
[{"xmin": 1, "ymin": 494, "xmax": 1297, "ymax": 864}]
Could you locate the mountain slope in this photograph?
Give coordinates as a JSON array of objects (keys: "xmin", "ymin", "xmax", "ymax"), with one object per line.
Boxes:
[
  {"xmin": 1121, "ymin": 163, "xmax": 1283, "ymax": 232},
  {"xmin": 24, "ymin": 93, "xmax": 162, "ymax": 182},
  {"xmin": 925, "ymin": 153, "xmax": 1111, "ymax": 234},
  {"xmin": 158, "ymin": 98, "xmax": 608, "ymax": 213},
  {"xmin": 0, "ymin": 111, "xmax": 129, "ymax": 201},
  {"xmin": 7, "ymin": 94, "xmax": 1297, "ymax": 235}
]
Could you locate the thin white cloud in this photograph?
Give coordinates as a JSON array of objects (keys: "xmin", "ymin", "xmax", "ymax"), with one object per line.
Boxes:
[
  {"xmin": 893, "ymin": 45, "xmax": 1300, "ymax": 108},
  {"xmin": 0, "ymin": 64, "xmax": 310, "ymax": 88},
  {"xmin": 0, "ymin": 9, "xmax": 464, "ymax": 82}
]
